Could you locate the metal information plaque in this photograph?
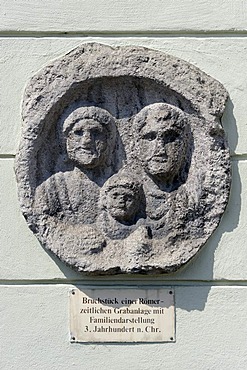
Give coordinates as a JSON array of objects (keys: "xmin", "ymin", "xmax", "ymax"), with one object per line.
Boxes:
[{"xmin": 70, "ymin": 287, "xmax": 175, "ymax": 343}]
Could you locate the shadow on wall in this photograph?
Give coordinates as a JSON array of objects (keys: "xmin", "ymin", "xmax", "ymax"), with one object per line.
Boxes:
[
  {"xmin": 45, "ymin": 98, "xmax": 240, "ymax": 313},
  {"xmin": 222, "ymin": 98, "xmax": 238, "ymax": 154}
]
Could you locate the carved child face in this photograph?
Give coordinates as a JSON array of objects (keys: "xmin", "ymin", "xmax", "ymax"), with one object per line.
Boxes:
[
  {"xmin": 137, "ymin": 110, "xmax": 188, "ymax": 183},
  {"xmin": 66, "ymin": 118, "xmax": 108, "ymax": 168},
  {"xmin": 106, "ymin": 185, "xmax": 140, "ymax": 223}
]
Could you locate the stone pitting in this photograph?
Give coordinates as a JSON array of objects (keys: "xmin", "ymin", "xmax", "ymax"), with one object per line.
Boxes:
[{"xmin": 15, "ymin": 43, "xmax": 231, "ymax": 274}]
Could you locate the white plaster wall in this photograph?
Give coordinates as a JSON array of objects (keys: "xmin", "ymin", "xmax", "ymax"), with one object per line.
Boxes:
[{"xmin": 1, "ymin": 1, "xmax": 247, "ymax": 369}]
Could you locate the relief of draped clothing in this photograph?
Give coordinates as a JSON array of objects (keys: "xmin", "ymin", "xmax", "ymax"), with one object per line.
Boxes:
[{"xmin": 34, "ymin": 167, "xmax": 100, "ymax": 224}]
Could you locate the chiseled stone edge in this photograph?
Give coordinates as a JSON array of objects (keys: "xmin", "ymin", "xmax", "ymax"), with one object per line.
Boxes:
[{"xmin": 15, "ymin": 43, "xmax": 230, "ymax": 275}]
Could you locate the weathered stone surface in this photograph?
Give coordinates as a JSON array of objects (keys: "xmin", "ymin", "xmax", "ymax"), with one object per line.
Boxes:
[{"xmin": 15, "ymin": 43, "xmax": 231, "ymax": 274}]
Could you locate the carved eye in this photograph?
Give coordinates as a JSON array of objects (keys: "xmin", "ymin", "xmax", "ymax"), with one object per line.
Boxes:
[
  {"xmin": 110, "ymin": 192, "xmax": 119, "ymax": 199},
  {"xmin": 73, "ymin": 129, "xmax": 84, "ymax": 137},
  {"xmin": 165, "ymin": 130, "xmax": 180, "ymax": 143},
  {"xmin": 142, "ymin": 131, "xmax": 157, "ymax": 141}
]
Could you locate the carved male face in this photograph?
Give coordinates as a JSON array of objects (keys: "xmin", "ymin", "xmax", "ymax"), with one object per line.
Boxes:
[
  {"xmin": 63, "ymin": 107, "xmax": 115, "ymax": 169},
  {"xmin": 135, "ymin": 104, "xmax": 189, "ymax": 183}
]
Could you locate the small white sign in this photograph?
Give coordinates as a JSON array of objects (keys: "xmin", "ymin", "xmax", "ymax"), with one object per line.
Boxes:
[{"xmin": 70, "ymin": 287, "xmax": 175, "ymax": 342}]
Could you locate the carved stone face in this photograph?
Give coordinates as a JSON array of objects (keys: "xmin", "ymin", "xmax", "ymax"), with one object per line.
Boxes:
[
  {"xmin": 63, "ymin": 107, "xmax": 115, "ymax": 168},
  {"xmin": 101, "ymin": 177, "xmax": 140, "ymax": 224},
  {"xmin": 136, "ymin": 105, "xmax": 189, "ymax": 183},
  {"xmin": 106, "ymin": 185, "xmax": 140, "ymax": 223},
  {"xmin": 66, "ymin": 118, "xmax": 109, "ymax": 169}
]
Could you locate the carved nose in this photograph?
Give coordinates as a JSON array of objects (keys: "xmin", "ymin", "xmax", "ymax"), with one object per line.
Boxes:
[
  {"xmin": 117, "ymin": 196, "xmax": 126, "ymax": 205},
  {"xmin": 155, "ymin": 136, "xmax": 166, "ymax": 152},
  {"xmin": 81, "ymin": 131, "xmax": 92, "ymax": 144}
]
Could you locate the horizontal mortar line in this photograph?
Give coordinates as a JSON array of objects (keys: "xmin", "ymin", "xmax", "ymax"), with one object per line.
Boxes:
[
  {"xmin": 0, "ymin": 154, "xmax": 15, "ymax": 158},
  {"xmin": 231, "ymin": 153, "xmax": 247, "ymax": 161},
  {"xmin": 0, "ymin": 279, "xmax": 247, "ymax": 287},
  {"xmin": 1, "ymin": 30, "xmax": 247, "ymax": 38}
]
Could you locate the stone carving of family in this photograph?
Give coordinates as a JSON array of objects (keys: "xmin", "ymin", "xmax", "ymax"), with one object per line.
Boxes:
[{"xmin": 34, "ymin": 102, "xmax": 192, "ymax": 253}]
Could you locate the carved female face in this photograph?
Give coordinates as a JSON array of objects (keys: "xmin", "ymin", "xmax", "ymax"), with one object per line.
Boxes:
[
  {"xmin": 66, "ymin": 118, "xmax": 108, "ymax": 168},
  {"xmin": 136, "ymin": 107, "xmax": 189, "ymax": 183}
]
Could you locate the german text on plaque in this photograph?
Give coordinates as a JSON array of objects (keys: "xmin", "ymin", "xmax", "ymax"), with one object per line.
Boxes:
[{"xmin": 70, "ymin": 287, "xmax": 175, "ymax": 342}]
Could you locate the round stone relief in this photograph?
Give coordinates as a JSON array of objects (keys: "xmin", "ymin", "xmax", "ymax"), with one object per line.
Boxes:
[{"xmin": 15, "ymin": 43, "xmax": 231, "ymax": 274}]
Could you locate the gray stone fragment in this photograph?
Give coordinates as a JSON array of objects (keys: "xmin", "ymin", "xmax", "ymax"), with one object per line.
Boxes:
[{"xmin": 15, "ymin": 43, "xmax": 231, "ymax": 274}]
